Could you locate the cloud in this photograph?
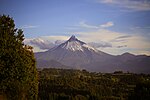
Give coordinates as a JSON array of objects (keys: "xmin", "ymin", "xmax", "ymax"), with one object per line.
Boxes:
[
  {"xmin": 66, "ymin": 21, "xmax": 114, "ymax": 31},
  {"xmin": 79, "ymin": 21, "xmax": 99, "ymax": 29},
  {"xmin": 111, "ymin": 35, "xmax": 132, "ymax": 42},
  {"xmin": 21, "ymin": 25, "xmax": 39, "ymax": 29},
  {"xmin": 131, "ymin": 26, "xmax": 150, "ymax": 30},
  {"xmin": 79, "ymin": 21, "xmax": 114, "ymax": 29},
  {"xmin": 24, "ymin": 39, "xmax": 47, "ymax": 52},
  {"xmin": 25, "ymin": 36, "xmax": 112, "ymax": 52},
  {"xmin": 88, "ymin": 42, "xmax": 112, "ymax": 48},
  {"xmin": 115, "ymin": 35, "xmax": 132, "ymax": 39},
  {"xmin": 100, "ymin": 21, "xmax": 114, "ymax": 28},
  {"xmin": 24, "ymin": 36, "xmax": 68, "ymax": 52},
  {"xmin": 55, "ymin": 40, "xmax": 65, "ymax": 45},
  {"xmin": 24, "ymin": 29, "xmax": 150, "ymax": 55},
  {"xmin": 116, "ymin": 45, "xmax": 127, "ymax": 48},
  {"xmin": 40, "ymin": 36, "xmax": 69, "ymax": 41},
  {"xmin": 29, "ymin": 38, "xmax": 55, "ymax": 49},
  {"xmin": 24, "ymin": 38, "xmax": 54, "ymax": 50},
  {"xmin": 75, "ymin": 29, "xmax": 123, "ymax": 42},
  {"xmin": 72, "ymin": 28, "xmax": 150, "ymax": 55},
  {"xmin": 98, "ymin": 0, "xmax": 150, "ymax": 11}
]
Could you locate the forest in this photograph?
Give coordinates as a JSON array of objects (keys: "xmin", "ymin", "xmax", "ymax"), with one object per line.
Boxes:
[{"xmin": 38, "ymin": 68, "xmax": 150, "ymax": 100}]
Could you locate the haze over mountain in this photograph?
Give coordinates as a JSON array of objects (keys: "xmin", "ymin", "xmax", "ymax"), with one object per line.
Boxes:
[{"xmin": 35, "ymin": 36, "xmax": 150, "ymax": 73}]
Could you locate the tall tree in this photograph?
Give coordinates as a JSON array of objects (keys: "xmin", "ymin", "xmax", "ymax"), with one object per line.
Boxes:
[{"xmin": 0, "ymin": 15, "xmax": 38, "ymax": 100}]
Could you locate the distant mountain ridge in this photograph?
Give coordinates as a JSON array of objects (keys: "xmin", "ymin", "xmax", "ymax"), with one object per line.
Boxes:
[{"xmin": 35, "ymin": 35, "xmax": 150, "ymax": 73}]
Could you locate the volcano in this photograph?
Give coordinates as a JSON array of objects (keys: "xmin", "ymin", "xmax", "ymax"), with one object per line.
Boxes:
[{"xmin": 35, "ymin": 35, "xmax": 150, "ymax": 73}]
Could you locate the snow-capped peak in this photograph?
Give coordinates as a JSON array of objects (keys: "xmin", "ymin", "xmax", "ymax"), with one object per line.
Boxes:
[
  {"xmin": 68, "ymin": 35, "xmax": 77, "ymax": 41},
  {"xmin": 83, "ymin": 44, "xmax": 98, "ymax": 52},
  {"xmin": 62, "ymin": 40, "xmax": 83, "ymax": 51},
  {"xmin": 60, "ymin": 35, "xmax": 98, "ymax": 52}
]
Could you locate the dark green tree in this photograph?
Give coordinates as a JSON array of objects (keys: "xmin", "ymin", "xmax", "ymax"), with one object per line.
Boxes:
[
  {"xmin": 0, "ymin": 15, "xmax": 38, "ymax": 100},
  {"xmin": 128, "ymin": 81, "xmax": 150, "ymax": 100}
]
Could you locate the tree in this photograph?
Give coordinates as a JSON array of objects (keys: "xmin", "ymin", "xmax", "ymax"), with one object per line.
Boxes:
[
  {"xmin": 0, "ymin": 15, "xmax": 38, "ymax": 100},
  {"xmin": 128, "ymin": 81, "xmax": 150, "ymax": 100}
]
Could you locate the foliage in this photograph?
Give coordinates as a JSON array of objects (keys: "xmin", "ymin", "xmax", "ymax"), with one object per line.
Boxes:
[
  {"xmin": 128, "ymin": 80, "xmax": 150, "ymax": 100},
  {"xmin": 38, "ymin": 68, "xmax": 150, "ymax": 100},
  {"xmin": 0, "ymin": 15, "xmax": 38, "ymax": 100}
]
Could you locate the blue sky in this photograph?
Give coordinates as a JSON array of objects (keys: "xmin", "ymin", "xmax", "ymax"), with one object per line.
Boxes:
[{"xmin": 0, "ymin": 0, "xmax": 150, "ymax": 55}]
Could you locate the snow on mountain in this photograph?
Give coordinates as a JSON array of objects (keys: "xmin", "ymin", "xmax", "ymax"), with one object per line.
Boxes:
[
  {"xmin": 55, "ymin": 40, "xmax": 65, "ymax": 45},
  {"xmin": 35, "ymin": 35, "xmax": 150, "ymax": 73},
  {"xmin": 59, "ymin": 35, "xmax": 98, "ymax": 52},
  {"xmin": 83, "ymin": 44, "xmax": 98, "ymax": 52},
  {"xmin": 35, "ymin": 35, "xmax": 108, "ymax": 68},
  {"xmin": 62, "ymin": 40, "xmax": 83, "ymax": 51},
  {"xmin": 25, "ymin": 36, "xmax": 114, "ymax": 52}
]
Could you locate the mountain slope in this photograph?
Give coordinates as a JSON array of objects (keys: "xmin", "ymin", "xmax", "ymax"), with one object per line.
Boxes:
[
  {"xmin": 35, "ymin": 35, "xmax": 150, "ymax": 73},
  {"xmin": 35, "ymin": 35, "xmax": 112, "ymax": 67}
]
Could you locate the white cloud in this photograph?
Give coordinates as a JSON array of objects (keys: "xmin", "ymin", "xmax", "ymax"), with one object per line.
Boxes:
[
  {"xmin": 21, "ymin": 25, "xmax": 39, "ymax": 29},
  {"xmin": 88, "ymin": 42, "xmax": 112, "ymax": 48},
  {"xmin": 75, "ymin": 29, "xmax": 123, "ymax": 42},
  {"xmin": 98, "ymin": 0, "xmax": 150, "ymax": 11},
  {"xmin": 24, "ymin": 29, "xmax": 150, "ymax": 55},
  {"xmin": 73, "ymin": 29, "xmax": 150, "ymax": 55},
  {"xmin": 111, "ymin": 35, "xmax": 132, "ymax": 42},
  {"xmin": 24, "ymin": 36, "xmax": 69, "ymax": 52},
  {"xmin": 79, "ymin": 21, "xmax": 99, "ymax": 29},
  {"xmin": 29, "ymin": 38, "xmax": 55, "ymax": 49},
  {"xmin": 67, "ymin": 21, "xmax": 114, "ymax": 30},
  {"xmin": 100, "ymin": 0, "xmax": 114, "ymax": 3},
  {"xmin": 131, "ymin": 26, "xmax": 150, "ymax": 30},
  {"xmin": 40, "ymin": 35, "xmax": 69, "ymax": 42},
  {"xmin": 24, "ymin": 38, "xmax": 48, "ymax": 52},
  {"xmin": 100, "ymin": 21, "xmax": 114, "ymax": 28}
]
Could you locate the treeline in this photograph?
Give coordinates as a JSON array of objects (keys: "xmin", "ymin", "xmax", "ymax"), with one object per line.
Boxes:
[{"xmin": 38, "ymin": 68, "xmax": 150, "ymax": 100}]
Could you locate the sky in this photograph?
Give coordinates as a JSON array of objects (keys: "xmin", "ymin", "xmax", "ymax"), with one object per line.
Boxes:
[{"xmin": 0, "ymin": 0, "xmax": 150, "ymax": 55}]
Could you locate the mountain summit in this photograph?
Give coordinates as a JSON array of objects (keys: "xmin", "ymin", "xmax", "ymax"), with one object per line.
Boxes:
[
  {"xmin": 35, "ymin": 35, "xmax": 150, "ymax": 73},
  {"xmin": 35, "ymin": 35, "xmax": 108, "ymax": 68},
  {"xmin": 59, "ymin": 35, "xmax": 98, "ymax": 52},
  {"xmin": 68, "ymin": 35, "xmax": 78, "ymax": 41}
]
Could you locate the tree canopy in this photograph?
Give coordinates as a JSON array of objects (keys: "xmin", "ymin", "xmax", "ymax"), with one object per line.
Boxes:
[{"xmin": 0, "ymin": 15, "xmax": 38, "ymax": 100}]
